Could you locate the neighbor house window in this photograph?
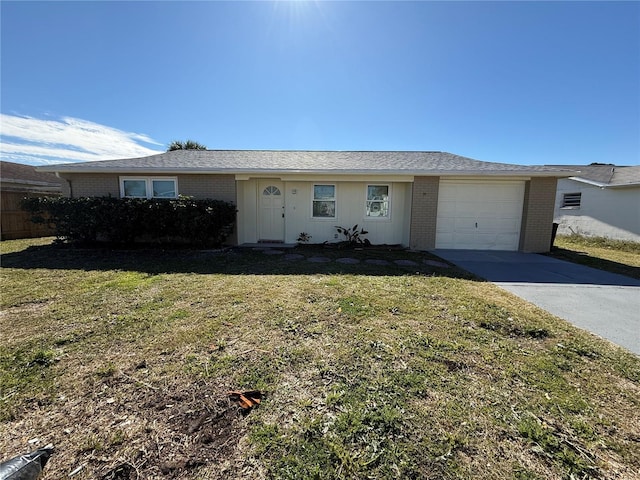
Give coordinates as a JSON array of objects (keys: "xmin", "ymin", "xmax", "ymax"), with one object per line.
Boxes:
[
  {"xmin": 313, "ymin": 184, "xmax": 336, "ymax": 218},
  {"xmin": 366, "ymin": 185, "xmax": 390, "ymax": 218},
  {"xmin": 120, "ymin": 177, "xmax": 178, "ymax": 199},
  {"xmin": 561, "ymin": 192, "xmax": 581, "ymax": 208}
]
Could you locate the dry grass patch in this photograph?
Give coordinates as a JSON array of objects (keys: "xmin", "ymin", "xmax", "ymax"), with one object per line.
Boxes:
[
  {"xmin": 1, "ymin": 238, "xmax": 639, "ymax": 479},
  {"xmin": 551, "ymin": 235, "xmax": 640, "ymax": 280}
]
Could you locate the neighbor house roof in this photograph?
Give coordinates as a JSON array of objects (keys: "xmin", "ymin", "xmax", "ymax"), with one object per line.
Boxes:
[
  {"xmin": 1, "ymin": 161, "xmax": 63, "ymax": 192},
  {"xmin": 37, "ymin": 150, "xmax": 576, "ymax": 177},
  {"xmin": 555, "ymin": 165, "xmax": 640, "ymax": 188}
]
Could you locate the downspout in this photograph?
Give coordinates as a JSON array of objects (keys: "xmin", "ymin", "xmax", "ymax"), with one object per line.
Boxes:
[{"xmin": 55, "ymin": 172, "xmax": 72, "ymax": 198}]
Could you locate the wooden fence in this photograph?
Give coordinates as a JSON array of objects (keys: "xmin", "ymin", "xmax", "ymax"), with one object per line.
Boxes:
[{"xmin": 1, "ymin": 190, "xmax": 58, "ymax": 240}]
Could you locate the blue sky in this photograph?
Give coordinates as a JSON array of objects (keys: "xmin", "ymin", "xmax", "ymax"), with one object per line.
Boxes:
[{"xmin": 1, "ymin": 1, "xmax": 638, "ymax": 166}]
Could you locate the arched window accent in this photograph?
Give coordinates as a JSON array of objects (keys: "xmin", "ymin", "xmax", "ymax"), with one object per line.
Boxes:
[{"xmin": 263, "ymin": 186, "xmax": 282, "ymax": 196}]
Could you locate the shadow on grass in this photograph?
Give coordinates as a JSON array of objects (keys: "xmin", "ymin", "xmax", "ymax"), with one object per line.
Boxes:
[
  {"xmin": 0, "ymin": 243, "xmax": 478, "ymax": 279},
  {"xmin": 547, "ymin": 247, "xmax": 640, "ymax": 281}
]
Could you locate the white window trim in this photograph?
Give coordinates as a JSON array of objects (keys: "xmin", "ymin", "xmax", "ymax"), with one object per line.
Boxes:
[
  {"xmin": 365, "ymin": 184, "xmax": 391, "ymax": 220},
  {"xmin": 120, "ymin": 177, "xmax": 178, "ymax": 199},
  {"xmin": 311, "ymin": 183, "xmax": 337, "ymax": 219}
]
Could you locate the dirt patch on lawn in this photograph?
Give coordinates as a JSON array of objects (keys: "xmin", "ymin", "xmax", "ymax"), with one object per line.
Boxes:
[
  {"xmin": 1, "ymin": 370, "xmax": 255, "ymax": 479},
  {"xmin": 0, "ymin": 299, "xmax": 57, "ymax": 347}
]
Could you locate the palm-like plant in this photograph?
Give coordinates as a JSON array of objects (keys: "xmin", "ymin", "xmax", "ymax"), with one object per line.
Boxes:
[
  {"xmin": 335, "ymin": 224, "xmax": 370, "ymax": 246},
  {"xmin": 167, "ymin": 140, "xmax": 207, "ymax": 151}
]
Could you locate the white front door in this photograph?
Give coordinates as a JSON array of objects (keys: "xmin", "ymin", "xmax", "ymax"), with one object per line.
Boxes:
[
  {"xmin": 436, "ymin": 180, "xmax": 525, "ymax": 250},
  {"xmin": 258, "ymin": 181, "xmax": 285, "ymax": 242}
]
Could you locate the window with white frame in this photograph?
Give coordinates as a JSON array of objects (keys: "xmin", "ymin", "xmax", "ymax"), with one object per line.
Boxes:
[
  {"xmin": 312, "ymin": 184, "xmax": 336, "ymax": 218},
  {"xmin": 561, "ymin": 192, "xmax": 581, "ymax": 208},
  {"xmin": 366, "ymin": 185, "xmax": 390, "ymax": 217},
  {"xmin": 120, "ymin": 177, "xmax": 178, "ymax": 199}
]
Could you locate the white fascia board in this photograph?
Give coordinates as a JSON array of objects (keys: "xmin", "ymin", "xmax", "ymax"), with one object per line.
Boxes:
[{"xmin": 567, "ymin": 177, "xmax": 609, "ymax": 188}]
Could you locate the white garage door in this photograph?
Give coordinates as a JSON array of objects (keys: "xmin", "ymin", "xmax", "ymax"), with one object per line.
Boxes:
[{"xmin": 436, "ymin": 180, "xmax": 525, "ymax": 250}]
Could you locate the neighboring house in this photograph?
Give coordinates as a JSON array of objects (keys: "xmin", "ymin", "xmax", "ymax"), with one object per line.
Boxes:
[
  {"xmin": 38, "ymin": 150, "xmax": 574, "ymax": 252},
  {"xmin": 553, "ymin": 165, "xmax": 640, "ymax": 242},
  {"xmin": 1, "ymin": 161, "xmax": 65, "ymax": 240}
]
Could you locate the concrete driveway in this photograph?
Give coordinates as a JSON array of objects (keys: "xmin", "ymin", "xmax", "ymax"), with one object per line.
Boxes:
[{"xmin": 432, "ymin": 250, "xmax": 640, "ymax": 356}]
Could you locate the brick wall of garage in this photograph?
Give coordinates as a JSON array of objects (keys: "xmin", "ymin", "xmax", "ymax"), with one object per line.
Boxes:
[
  {"xmin": 61, "ymin": 173, "xmax": 236, "ymax": 203},
  {"xmin": 409, "ymin": 176, "xmax": 439, "ymax": 250},
  {"xmin": 519, "ymin": 177, "xmax": 557, "ymax": 252}
]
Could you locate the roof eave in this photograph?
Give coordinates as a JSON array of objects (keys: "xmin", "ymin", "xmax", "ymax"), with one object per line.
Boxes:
[
  {"xmin": 1, "ymin": 177, "xmax": 62, "ymax": 187},
  {"xmin": 37, "ymin": 166, "xmax": 577, "ymax": 177},
  {"xmin": 565, "ymin": 176, "xmax": 640, "ymax": 188},
  {"xmin": 602, "ymin": 182, "xmax": 640, "ymax": 189}
]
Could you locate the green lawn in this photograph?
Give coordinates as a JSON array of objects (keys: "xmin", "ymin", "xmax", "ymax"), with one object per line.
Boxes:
[
  {"xmin": 1, "ymin": 238, "xmax": 639, "ymax": 479},
  {"xmin": 550, "ymin": 235, "xmax": 640, "ymax": 280}
]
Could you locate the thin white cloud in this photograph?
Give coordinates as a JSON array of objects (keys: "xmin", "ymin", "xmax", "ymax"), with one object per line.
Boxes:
[{"xmin": 0, "ymin": 114, "xmax": 163, "ymax": 165}]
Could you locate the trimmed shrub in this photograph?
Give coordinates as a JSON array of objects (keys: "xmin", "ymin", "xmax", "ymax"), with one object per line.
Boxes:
[{"xmin": 21, "ymin": 196, "xmax": 237, "ymax": 247}]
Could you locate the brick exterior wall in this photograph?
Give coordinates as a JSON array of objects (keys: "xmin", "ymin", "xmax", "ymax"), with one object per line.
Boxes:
[
  {"xmin": 409, "ymin": 176, "xmax": 439, "ymax": 250},
  {"xmin": 60, "ymin": 173, "xmax": 236, "ymax": 203},
  {"xmin": 178, "ymin": 175, "xmax": 236, "ymax": 203},
  {"xmin": 519, "ymin": 177, "xmax": 557, "ymax": 252},
  {"xmin": 63, "ymin": 173, "xmax": 120, "ymax": 197}
]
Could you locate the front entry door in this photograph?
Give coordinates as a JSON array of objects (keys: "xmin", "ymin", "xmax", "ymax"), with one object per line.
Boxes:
[{"xmin": 258, "ymin": 181, "xmax": 285, "ymax": 242}]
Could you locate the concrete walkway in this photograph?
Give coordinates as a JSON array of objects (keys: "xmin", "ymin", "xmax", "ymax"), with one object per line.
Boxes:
[{"xmin": 432, "ymin": 250, "xmax": 640, "ymax": 356}]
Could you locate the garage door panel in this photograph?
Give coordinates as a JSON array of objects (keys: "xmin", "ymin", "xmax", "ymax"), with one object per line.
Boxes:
[
  {"xmin": 455, "ymin": 217, "xmax": 479, "ymax": 232},
  {"xmin": 480, "ymin": 191, "xmax": 504, "ymax": 202},
  {"xmin": 453, "ymin": 233, "xmax": 479, "ymax": 249},
  {"xmin": 435, "ymin": 181, "xmax": 524, "ymax": 251},
  {"xmin": 438, "ymin": 218, "xmax": 477, "ymax": 234},
  {"xmin": 476, "ymin": 218, "xmax": 499, "ymax": 231},
  {"xmin": 494, "ymin": 236, "xmax": 520, "ymax": 250},
  {"xmin": 476, "ymin": 204, "xmax": 503, "ymax": 216},
  {"xmin": 477, "ymin": 218, "xmax": 520, "ymax": 231},
  {"xmin": 438, "ymin": 188, "xmax": 459, "ymax": 201},
  {"xmin": 436, "ymin": 232, "xmax": 455, "ymax": 245},
  {"xmin": 505, "ymin": 200, "xmax": 522, "ymax": 211},
  {"xmin": 437, "ymin": 201, "xmax": 457, "ymax": 215},
  {"xmin": 496, "ymin": 217, "xmax": 521, "ymax": 231},
  {"xmin": 474, "ymin": 236, "xmax": 501, "ymax": 250},
  {"xmin": 435, "ymin": 217, "xmax": 455, "ymax": 232}
]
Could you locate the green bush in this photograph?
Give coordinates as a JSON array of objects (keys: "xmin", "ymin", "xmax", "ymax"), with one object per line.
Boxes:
[{"xmin": 21, "ymin": 196, "xmax": 237, "ymax": 247}]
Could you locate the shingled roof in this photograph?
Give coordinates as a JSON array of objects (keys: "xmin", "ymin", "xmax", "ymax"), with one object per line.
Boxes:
[
  {"xmin": 38, "ymin": 150, "xmax": 575, "ymax": 177},
  {"xmin": 1, "ymin": 161, "xmax": 63, "ymax": 192},
  {"xmin": 559, "ymin": 165, "xmax": 640, "ymax": 188}
]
